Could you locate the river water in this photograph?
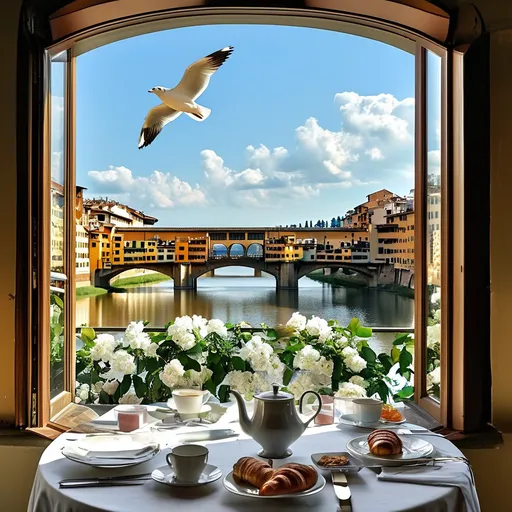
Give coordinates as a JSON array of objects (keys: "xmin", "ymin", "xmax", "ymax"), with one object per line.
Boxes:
[{"xmin": 76, "ymin": 267, "xmax": 414, "ymax": 354}]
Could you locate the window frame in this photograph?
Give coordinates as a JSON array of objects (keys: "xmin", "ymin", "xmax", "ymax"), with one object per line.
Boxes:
[{"xmin": 14, "ymin": 1, "xmax": 489, "ymax": 433}]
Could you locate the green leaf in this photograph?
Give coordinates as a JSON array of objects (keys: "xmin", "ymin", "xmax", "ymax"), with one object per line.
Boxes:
[
  {"xmin": 377, "ymin": 380, "xmax": 390, "ymax": 403},
  {"xmin": 396, "ymin": 385, "xmax": 414, "ymax": 399},
  {"xmin": 361, "ymin": 346, "xmax": 377, "ymax": 364},
  {"xmin": 355, "ymin": 326, "xmax": 372, "ymax": 338},
  {"xmin": 393, "ymin": 333, "xmax": 412, "ymax": 346},
  {"xmin": 265, "ymin": 328, "xmax": 278, "ymax": 340},
  {"xmin": 332, "ymin": 356, "xmax": 342, "ymax": 382},
  {"xmin": 218, "ymin": 384, "xmax": 230, "ymax": 403},
  {"xmin": 80, "ymin": 327, "xmax": 96, "ymax": 347},
  {"xmin": 391, "ymin": 346, "xmax": 401, "ymax": 364},
  {"xmin": 283, "ymin": 368, "xmax": 294, "ymax": 386},
  {"xmin": 151, "ymin": 374, "xmax": 162, "ymax": 401},
  {"xmin": 231, "ymin": 357, "xmax": 246, "ymax": 371},
  {"xmin": 185, "ymin": 343, "xmax": 203, "ymax": 355},
  {"xmin": 285, "ymin": 343, "xmax": 303, "ymax": 353},
  {"xmin": 120, "ymin": 375, "xmax": 132, "ymax": 395},
  {"xmin": 99, "ymin": 390, "xmax": 110, "ymax": 404},
  {"xmin": 212, "ymin": 363, "xmax": 226, "ymax": 387},
  {"xmin": 399, "ymin": 347, "xmax": 413, "ymax": 374},
  {"xmin": 347, "ymin": 318, "xmax": 361, "ymax": 335},
  {"xmin": 203, "ymin": 378, "xmax": 216, "ymax": 396},
  {"xmin": 378, "ymin": 354, "xmax": 394, "ymax": 374},
  {"xmin": 132, "ymin": 375, "xmax": 146, "ymax": 398}
]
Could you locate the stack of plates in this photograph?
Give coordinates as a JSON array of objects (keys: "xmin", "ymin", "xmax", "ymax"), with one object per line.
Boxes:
[{"xmin": 62, "ymin": 435, "xmax": 160, "ymax": 468}]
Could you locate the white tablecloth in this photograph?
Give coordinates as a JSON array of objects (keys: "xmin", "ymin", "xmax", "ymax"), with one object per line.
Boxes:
[{"xmin": 28, "ymin": 406, "xmax": 468, "ymax": 512}]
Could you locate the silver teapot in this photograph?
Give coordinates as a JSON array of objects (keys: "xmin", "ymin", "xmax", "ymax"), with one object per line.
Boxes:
[{"xmin": 230, "ymin": 385, "xmax": 322, "ymax": 458}]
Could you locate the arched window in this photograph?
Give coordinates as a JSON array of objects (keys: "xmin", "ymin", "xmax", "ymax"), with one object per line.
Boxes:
[{"xmin": 15, "ymin": 0, "xmax": 489, "ymax": 435}]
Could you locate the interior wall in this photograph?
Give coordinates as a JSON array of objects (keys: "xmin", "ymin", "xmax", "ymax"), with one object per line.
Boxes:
[
  {"xmin": 489, "ymin": 28, "xmax": 512, "ymax": 433},
  {"xmin": 0, "ymin": 0, "xmax": 21, "ymax": 426}
]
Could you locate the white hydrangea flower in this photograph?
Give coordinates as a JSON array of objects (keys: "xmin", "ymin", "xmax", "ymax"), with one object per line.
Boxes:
[
  {"xmin": 207, "ymin": 318, "xmax": 228, "ymax": 338},
  {"xmin": 178, "ymin": 367, "xmax": 213, "ymax": 389},
  {"xmin": 169, "ymin": 316, "xmax": 193, "ymax": 333},
  {"xmin": 427, "ymin": 323, "xmax": 441, "ymax": 348},
  {"xmin": 160, "ymin": 359, "xmax": 185, "ymax": 389},
  {"xmin": 192, "ymin": 315, "xmax": 208, "ymax": 338},
  {"xmin": 286, "ymin": 312, "xmax": 307, "ymax": 331},
  {"xmin": 102, "ymin": 380, "xmax": 119, "ymax": 396},
  {"xmin": 335, "ymin": 382, "xmax": 367, "ymax": 398},
  {"xmin": 223, "ymin": 371, "xmax": 257, "ymax": 400},
  {"xmin": 78, "ymin": 388, "xmax": 89, "ymax": 401},
  {"xmin": 427, "ymin": 366, "xmax": 441, "ymax": 389},
  {"xmin": 344, "ymin": 354, "xmax": 367, "ymax": 373},
  {"xmin": 144, "ymin": 342, "xmax": 159, "ymax": 358},
  {"xmin": 305, "ymin": 316, "xmax": 331, "ymax": 342},
  {"xmin": 90, "ymin": 333, "xmax": 118, "ymax": 362},
  {"xmin": 349, "ymin": 375, "xmax": 369, "ymax": 389},
  {"xmin": 118, "ymin": 392, "xmax": 143, "ymax": 405},
  {"xmin": 80, "ymin": 383, "xmax": 90, "ymax": 392},
  {"xmin": 239, "ymin": 335, "xmax": 275, "ymax": 373},
  {"xmin": 252, "ymin": 372, "xmax": 274, "ymax": 394},
  {"xmin": 294, "ymin": 345, "xmax": 321, "ymax": 371},
  {"xmin": 111, "ymin": 350, "xmax": 136, "ymax": 374},
  {"xmin": 288, "ymin": 372, "xmax": 318, "ymax": 398},
  {"xmin": 123, "ymin": 321, "xmax": 151, "ymax": 350},
  {"xmin": 92, "ymin": 382, "xmax": 103, "ymax": 394},
  {"xmin": 341, "ymin": 346, "xmax": 358, "ymax": 359}
]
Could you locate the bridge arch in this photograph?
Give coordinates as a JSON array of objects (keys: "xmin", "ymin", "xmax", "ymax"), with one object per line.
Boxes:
[
  {"xmin": 297, "ymin": 263, "xmax": 376, "ymax": 283},
  {"xmin": 247, "ymin": 243, "xmax": 264, "ymax": 258},
  {"xmin": 189, "ymin": 258, "xmax": 278, "ymax": 283},
  {"xmin": 228, "ymin": 243, "xmax": 246, "ymax": 258},
  {"xmin": 94, "ymin": 265, "xmax": 174, "ymax": 289},
  {"xmin": 212, "ymin": 243, "xmax": 228, "ymax": 258}
]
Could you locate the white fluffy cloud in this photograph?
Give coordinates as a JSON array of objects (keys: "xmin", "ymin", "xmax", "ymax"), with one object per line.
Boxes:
[
  {"xmin": 87, "ymin": 91, "xmax": 417, "ymax": 210},
  {"xmin": 88, "ymin": 166, "xmax": 206, "ymax": 208}
]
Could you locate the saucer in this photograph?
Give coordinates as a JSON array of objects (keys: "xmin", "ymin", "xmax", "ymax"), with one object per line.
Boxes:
[
  {"xmin": 151, "ymin": 464, "xmax": 222, "ymax": 487},
  {"xmin": 338, "ymin": 413, "xmax": 405, "ymax": 429},
  {"xmin": 166, "ymin": 399, "xmax": 212, "ymax": 420}
]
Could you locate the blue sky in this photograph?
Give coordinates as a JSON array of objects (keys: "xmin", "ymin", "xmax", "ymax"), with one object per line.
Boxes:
[{"xmin": 75, "ymin": 24, "xmax": 418, "ymax": 227}]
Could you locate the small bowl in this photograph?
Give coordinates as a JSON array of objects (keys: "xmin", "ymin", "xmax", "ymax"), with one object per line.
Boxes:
[{"xmin": 114, "ymin": 405, "xmax": 148, "ymax": 432}]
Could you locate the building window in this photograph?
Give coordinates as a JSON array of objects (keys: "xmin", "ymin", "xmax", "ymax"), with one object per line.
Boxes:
[{"xmin": 229, "ymin": 232, "xmax": 245, "ymax": 240}]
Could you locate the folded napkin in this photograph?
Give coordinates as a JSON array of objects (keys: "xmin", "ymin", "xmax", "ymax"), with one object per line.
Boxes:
[{"xmin": 377, "ymin": 462, "xmax": 480, "ymax": 512}]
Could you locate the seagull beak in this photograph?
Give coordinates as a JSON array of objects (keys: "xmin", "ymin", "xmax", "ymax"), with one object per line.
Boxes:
[{"xmin": 148, "ymin": 90, "xmax": 152, "ymax": 93}]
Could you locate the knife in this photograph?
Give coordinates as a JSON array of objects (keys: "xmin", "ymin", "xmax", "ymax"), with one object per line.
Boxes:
[
  {"xmin": 174, "ymin": 429, "xmax": 239, "ymax": 442},
  {"xmin": 332, "ymin": 471, "xmax": 352, "ymax": 511},
  {"xmin": 59, "ymin": 479, "xmax": 148, "ymax": 489}
]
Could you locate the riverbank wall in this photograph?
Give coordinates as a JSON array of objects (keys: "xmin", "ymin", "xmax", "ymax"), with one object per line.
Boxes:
[{"xmin": 307, "ymin": 269, "xmax": 414, "ymax": 298}]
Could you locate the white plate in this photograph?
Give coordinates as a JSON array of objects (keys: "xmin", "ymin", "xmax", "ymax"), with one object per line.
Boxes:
[
  {"xmin": 152, "ymin": 464, "xmax": 222, "ymax": 487},
  {"xmin": 338, "ymin": 413, "xmax": 406, "ymax": 429},
  {"xmin": 346, "ymin": 434, "xmax": 435, "ymax": 466},
  {"xmin": 223, "ymin": 471, "xmax": 326, "ymax": 499},
  {"xmin": 61, "ymin": 436, "xmax": 160, "ymax": 468},
  {"xmin": 310, "ymin": 452, "xmax": 363, "ymax": 472}
]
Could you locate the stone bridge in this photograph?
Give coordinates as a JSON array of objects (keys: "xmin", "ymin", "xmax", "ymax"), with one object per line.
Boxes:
[{"xmin": 95, "ymin": 258, "xmax": 389, "ymax": 291}]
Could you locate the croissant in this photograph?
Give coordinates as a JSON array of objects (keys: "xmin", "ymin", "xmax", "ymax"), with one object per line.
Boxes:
[
  {"xmin": 259, "ymin": 463, "xmax": 318, "ymax": 496},
  {"xmin": 232, "ymin": 457, "xmax": 275, "ymax": 489},
  {"xmin": 368, "ymin": 429, "xmax": 403, "ymax": 456}
]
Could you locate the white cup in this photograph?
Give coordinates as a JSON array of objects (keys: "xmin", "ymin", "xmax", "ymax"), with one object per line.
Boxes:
[
  {"xmin": 171, "ymin": 388, "xmax": 210, "ymax": 415},
  {"xmin": 352, "ymin": 398, "xmax": 383, "ymax": 424},
  {"xmin": 166, "ymin": 444, "xmax": 208, "ymax": 482}
]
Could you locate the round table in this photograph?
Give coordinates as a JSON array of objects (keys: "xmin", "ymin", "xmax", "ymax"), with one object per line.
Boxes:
[{"xmin": 28, "ymin": 416, "xmax": 468, "ymax": 512}]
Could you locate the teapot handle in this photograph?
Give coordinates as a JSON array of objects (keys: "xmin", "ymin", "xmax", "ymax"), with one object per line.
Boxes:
[{"xmin": 298, "ymin": 390, "xmax": 322, "ymax": 427}]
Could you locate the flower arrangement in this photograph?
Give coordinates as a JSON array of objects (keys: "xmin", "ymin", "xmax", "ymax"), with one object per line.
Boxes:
[{"xmin": 75, "ymin": 314, "xmax": 415, "ymax": 405}]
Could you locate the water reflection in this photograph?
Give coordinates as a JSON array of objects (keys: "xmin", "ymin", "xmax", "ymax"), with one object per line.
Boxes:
[{"xmin": 77, "ymin": 268, "xmax": 414, "ymax": 354}]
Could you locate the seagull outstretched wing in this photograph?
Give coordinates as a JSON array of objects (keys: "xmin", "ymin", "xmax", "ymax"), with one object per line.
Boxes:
[
  {"xmin": 138, "ymin": 104, "xmax": 182, "ymax": 149},
  {"xmin": 174, "ymin": 46, "xmax": 234, "ymax": 100}
]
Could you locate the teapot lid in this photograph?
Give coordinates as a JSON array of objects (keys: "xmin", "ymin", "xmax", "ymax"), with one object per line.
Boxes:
[{"xmin": 255, "ymin": 384, "xmax": 293, "ymax": 401}]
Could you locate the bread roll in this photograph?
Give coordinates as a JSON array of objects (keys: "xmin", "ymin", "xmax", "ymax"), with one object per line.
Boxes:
[
  {"xmin": 368, "ymin": 429, "xmax": 403, "ymax": 455},
  {"xmin": 259, "ymin": 463, "xmax": 318, "ymax": 496},
  {"xmin": 232, "ymin": 457, "xmax": 275, "ymax": 488}
]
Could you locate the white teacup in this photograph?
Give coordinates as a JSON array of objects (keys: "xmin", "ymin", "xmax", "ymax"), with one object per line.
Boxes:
[
  {"xmin": 352, "ymin": 398, "xmax": 383, "ymax": 424},
  {"xmin": 171, "ymin": 388, "xmax": 210, "ymax": 415},
  {"xmin": 166, "ymin": 444, "xmax": 208, "ymax": 482}
]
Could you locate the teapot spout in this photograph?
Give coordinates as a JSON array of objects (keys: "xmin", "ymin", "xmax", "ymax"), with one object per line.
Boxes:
[{"xmin": 229, "ymin": 389, "xmax": 252, "ymax": 434}]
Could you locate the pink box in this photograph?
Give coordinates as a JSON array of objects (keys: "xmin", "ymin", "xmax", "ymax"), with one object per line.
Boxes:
[{"xmin": 114, "ymin": 405, "xmax": 148, "ymax": 432}]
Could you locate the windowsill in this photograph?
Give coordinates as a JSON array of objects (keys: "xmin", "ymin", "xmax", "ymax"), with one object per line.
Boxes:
[{"xmin": 0, "ymin": 428, "xmax": 52, "ymax": 448}]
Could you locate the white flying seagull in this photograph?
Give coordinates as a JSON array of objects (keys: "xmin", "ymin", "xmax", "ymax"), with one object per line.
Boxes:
[{"xmin": 138, "ymin": 45, "xmax": 234, "ymax": 149}]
